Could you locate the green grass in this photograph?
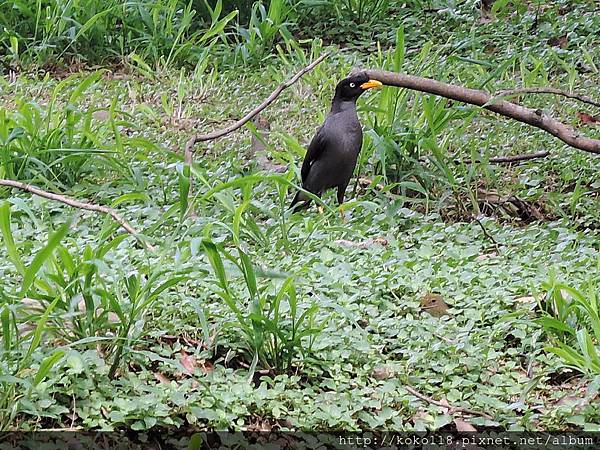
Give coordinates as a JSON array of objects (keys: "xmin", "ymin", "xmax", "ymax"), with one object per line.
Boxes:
[{"xmin": 0, "ymin": 0, "xmax": 599, "ymax": 434}]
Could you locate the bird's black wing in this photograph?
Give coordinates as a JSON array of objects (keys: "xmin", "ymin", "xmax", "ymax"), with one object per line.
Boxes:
[{"xmin": 301, "ymin": 126, "xmax": 327, "ymax": 182}]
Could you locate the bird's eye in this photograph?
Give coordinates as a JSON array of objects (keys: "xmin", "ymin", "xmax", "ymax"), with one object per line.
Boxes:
[{"xmin": 349, "ymin": 82, "xmax": 355, "ymax": 88}]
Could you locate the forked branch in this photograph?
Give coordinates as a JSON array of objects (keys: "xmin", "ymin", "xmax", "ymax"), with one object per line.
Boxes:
[
  {"xmin": 404, "ymin": 385, "xmax": 493, "ymax": 420},
  {"xmin": 185, "ymin": 53, "xmax": 329, "ymax": 153},
  {"xmin": 0, "ymin": 179, "xmax": 153, "ymax": 251},
  {"xmin": 363, "ymin": 70, "xmax": 600, "ymax": 155}
]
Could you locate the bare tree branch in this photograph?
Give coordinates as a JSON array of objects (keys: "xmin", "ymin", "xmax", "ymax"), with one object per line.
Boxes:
[
  {"xmin": 458, "ymin": 150, "xmax": 551, "ymax": 164},
  {"xmin": 185, "ymin": 53, "xmax": 329, "ymax": 152},
  {"xmin": 421, "ymin": 150, "xmax": 551, "ymax": 165},
  {"xmin": 362, "ymin": 70, "xmax": 600, "ymax": 154},
  {"xmin": 494, "ymin": 87, "xmax": 600, "ymax": 109},
  {"xmin": 404, "ymin": 385, "xmax": 493, "ymax": 420},
  {"xmin": 0, "ymin": 179, "xmax": 153, "ymax": 251},
  {"xmin": 486, "ymin": 150, "xmax": 551, "ymax": 163}
]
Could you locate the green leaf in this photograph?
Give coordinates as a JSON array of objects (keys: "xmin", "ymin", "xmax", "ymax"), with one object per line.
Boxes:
[
  {"xmin": 68, "ymin": 71, "xmax": 104, "ymax": 105},
  {"xmin": 1, "ymin": 306, "xmax": 11, "ymax": 351},
  {"xmin": 202, "ymin": 240, "xmax": 229, "ymax": 291},
  {"xmin": 188, "ymin": 433, "xmax": 204, "ymax": 450},
  {"xmin": 0, "ymin": 202, "xmax": 25, "ymax": 275},
  {"xmin": 238, "ymin": 248, "xmax": 258, "ymax": 301},
  {"xmin": 33, "ymin": 350, "xmax": 65, "ymax": 386},
  {"xmin": 111, "ymin": 192, "xmax": 150, "ymax": 207},
  {"xmin": 178, "ymin": 163, "xmax": 191, "ymax": 219},
  {"xmin": 25, "ymin": 297, "xmax": 60, "ymax": 361},
  {"xmin": 20, "ymin": 220, "xmax": 71, "ymax": 296}
]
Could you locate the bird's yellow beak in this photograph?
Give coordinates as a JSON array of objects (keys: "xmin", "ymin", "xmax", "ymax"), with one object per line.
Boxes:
[{"xmin": 360, "ymin": 79, "xmax": 383, "ymax": 90}]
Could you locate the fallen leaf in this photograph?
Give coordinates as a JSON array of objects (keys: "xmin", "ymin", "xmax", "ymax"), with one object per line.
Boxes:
[
  {"xmin": 334, "ymin": 239, "xmax": 369, "ymax": 249},
  {"xmin": 180, "ymin": 350, "xmax": 196, "ymax": 375},
  {"xmin": 198, "ymin": 359, "xmax": 214, "ymax": 374},
  {"xmin": 577, "ymin": 112, "xmax": 600, "ymax": 125},
  {"xmin": 373, "ymin": 237, "xmax": 389, "ymax": 246},
  {"xmin": 548, "ymin": 35, "xmax": 568, "ymax": 48},
  {"xmin": 22, "ymin": 297, "xmax": 44, "ymax": 311},
  {"xmin": 107, "ymin": 312, "xmax": 120, "ymax": 323},
  {"xmin": 92, "ymin": 110, "xmax": 110, "ymax": 121},
  {"xmin": 515, "ymin": 295, "xmax": 536, "ymax": 304},
  {"xmin": 437, "ymin": 398, "xmax": 451, "ymax": 411},
  {"xmin": 357, "ymin": 318, "xmax": 369, "ymax": 328},
  {"xmin": 372, "ymin": 366, "xmax": 394, "ymax": 380},
  {"xmin": 454, "ymin": 418, "xmax": 477, "ymax": 431},
  {"xmin": 358, "ymin": 177, "xmax": 385, "ymax": 190},
  {"xmin": 411, "ymin": 410, "xmax": 431, "ymax": 423},
  {"xmin": 334, "ymin": 238, "xmax": 388, "ymax": 249},
  {"xmin": 476, "ymin": 252, "xmax": 497, "ymax": 261},
  {"xmin": 154, "ymin": 372, "xmax": 171, "ymax": 385}
]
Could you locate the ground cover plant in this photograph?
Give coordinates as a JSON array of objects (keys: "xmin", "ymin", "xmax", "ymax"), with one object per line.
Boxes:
[{"xmin": 0, "ymin": 0, "xmax": 599, "ymax": 440}]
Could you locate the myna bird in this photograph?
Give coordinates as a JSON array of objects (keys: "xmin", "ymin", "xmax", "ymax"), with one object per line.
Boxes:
[{"xmin": 290, "ymin": 73, "xmax": 382, "ymax": 211}]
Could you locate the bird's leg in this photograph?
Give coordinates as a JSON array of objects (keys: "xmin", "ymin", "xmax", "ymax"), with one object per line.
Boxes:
[
  {"xmin": 337, "ymin": 184, "xmax": 348, "ymax": 222},
  {"xmin": 337, "ymin": 183, "xmax": 348, "ymax": 205},
  {"xmin": 313, "ymin": 191, "xmax": 323, "ymax": 214}
]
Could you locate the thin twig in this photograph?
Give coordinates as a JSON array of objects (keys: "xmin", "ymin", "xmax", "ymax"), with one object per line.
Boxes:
[
  {"xmin": 495, "ymin": 87, "xmax": 600, "ymax": 109},
  {"xmin": 183, "ymin": 53, "xmax": 329, "ymax": 215},
  {"xmin": 462, "ymin": 150, "xmax": 550, "ymax": 164},
  {"xmin": 36, "ymin": 427, "xmax": 84, "ymax": 432},
  {"xmin": 185, "ymin": 52, "xmax": 329, "ymax": 150},
  {"xmin": 473, "ymin": 216, "xmax": 501, "ymax": 248},
  {"xmin": 432, "ymin": 332, "xmax": 457, "ymax": 345},
  {"xmin": 405, "ymin": 385, "xmax": 493, "ymax": 420},
  {"xmin": 0, "ymin": 179, "xmax": 153, "ymax": 251}
]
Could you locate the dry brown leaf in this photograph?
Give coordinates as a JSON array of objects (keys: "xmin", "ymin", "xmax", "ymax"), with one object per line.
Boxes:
[
  {"xmin": 106, "ymin": 312, "xmax": 119, "ymax": 323},
  {"xmin": 180, "ymin": 350, "xmax": 196, "ymax": 375},
  {"xmin": 22, "ymin": 297, "xmax": 44, "ymax": 311},
  {"xmin": 358, "ymin": 177, "xmax": 385, "ymax": 190},
  {"xmin": 548, "ymin": 35, "xmax": 568, "ymax": 48},
  {"xmin": 437, "ymin": 398, "xmax": 451, "ymax": 412},
  {"xmin": 92, "ymin": 110, "xmax": 110, "ymax": 121},
  {"xmin": 454, "ymin": 418, "xmax": 477, "ymax": 431},
  {"xmin": 410, "ymin": 410, "xmax": 431, "ymax": 423},
  {"xmin": 334, "ymin": 239, "xmax": 369, "ymax": 249},
  {"xmin": 476, "ymin": 252, "xmax": 497, "ymax": 261},
  {"xmin": 515, "ymin": 295, "xmax": 536, "ymax": 304},
  {"xmin": 334, "ymin": 237, "xmax": 388, "ymax": 250},
  {"xmin": 198, "ymin": 359, "xmax": 214, "ymax": 374},
  {"xmin": 372, "ymin": 366, "xmax": 394, "ymax": 380},
  {"xmin": 154, "ymin": 372, "xmax": 171, "ymax": 385},
  {"xmin": 373, "ymin": 237, "xmax": 389, "ymax": 246},
  {"xmin": 577, "ymin": 112, "xmax": 600, "ymax": 125}
]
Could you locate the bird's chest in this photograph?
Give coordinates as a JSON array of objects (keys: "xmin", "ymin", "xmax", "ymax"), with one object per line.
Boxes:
[{"xmin": 327, "ymin": 121, "xmax": 363, "ymax": 154}]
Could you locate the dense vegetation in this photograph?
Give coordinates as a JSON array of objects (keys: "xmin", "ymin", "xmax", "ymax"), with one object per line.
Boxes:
[{"xmin": 1, "ymin": 0, "xmax": 599, "ymax": 436}]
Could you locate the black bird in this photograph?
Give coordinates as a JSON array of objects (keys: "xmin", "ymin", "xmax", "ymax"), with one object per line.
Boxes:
[{"xmin": 290, "ymin": 73, "xmax": 382, "ymax": 211}]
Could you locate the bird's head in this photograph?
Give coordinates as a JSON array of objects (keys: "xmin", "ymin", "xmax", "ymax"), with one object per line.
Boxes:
[{"xmin": 334, "ymin": 73, "xmax": 383, "ymax": 102}]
